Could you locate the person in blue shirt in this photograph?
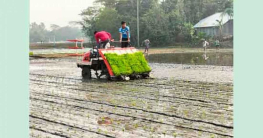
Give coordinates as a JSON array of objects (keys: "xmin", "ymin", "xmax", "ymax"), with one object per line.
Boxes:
[{"xmin": 119, "ymin": 21, "xmax": 130, "ymax": 48}]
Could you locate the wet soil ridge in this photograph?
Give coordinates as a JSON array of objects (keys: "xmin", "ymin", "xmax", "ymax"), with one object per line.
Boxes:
[
  {"xmin": 30, "ymin": 57, "xmax": 233, "ymax": 138},
  {"xmin": 30, "ymin": 78, "xmax": 233, "ymax": 137}
]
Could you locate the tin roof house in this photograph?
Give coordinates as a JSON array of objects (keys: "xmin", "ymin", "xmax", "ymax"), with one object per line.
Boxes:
[{"xmin": 194, "ymin": 12, "xmax": 233, "ymax": 37}]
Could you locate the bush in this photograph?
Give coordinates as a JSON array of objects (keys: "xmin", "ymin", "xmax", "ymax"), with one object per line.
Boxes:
[
  {"xmin": 29, "ymin": 52, "xmax": 34, "ymax": 56},
  {"xmin": 104, "ymin": 52, "xmax": 151, "ymax": 76}
]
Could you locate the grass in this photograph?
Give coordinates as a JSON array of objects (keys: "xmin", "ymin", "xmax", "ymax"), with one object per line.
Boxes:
[{"xmin": 104, "ymin": 52, "xmax": 151, "ymax": 76}]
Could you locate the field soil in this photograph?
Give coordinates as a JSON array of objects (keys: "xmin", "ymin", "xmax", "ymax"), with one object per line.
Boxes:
[{"xmin": 30, "ymin": 54, "xmax": 233, "ymax": 138}]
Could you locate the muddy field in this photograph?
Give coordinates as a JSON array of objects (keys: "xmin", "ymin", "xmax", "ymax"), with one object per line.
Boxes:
[{"xmin": 30, "ymin": 54, "xmax": 233, "ymax": 138}]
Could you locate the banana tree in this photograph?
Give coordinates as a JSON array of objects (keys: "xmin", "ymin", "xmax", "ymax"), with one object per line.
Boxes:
[{"xmin": 216, "ymin": 19, "xmax": 223, "ymax": 40}]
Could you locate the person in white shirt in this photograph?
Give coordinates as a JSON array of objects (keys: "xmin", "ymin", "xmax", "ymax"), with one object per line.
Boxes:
[{"xmin": 203, "ymin": 39, "xmax": 209, "ymax": 52}]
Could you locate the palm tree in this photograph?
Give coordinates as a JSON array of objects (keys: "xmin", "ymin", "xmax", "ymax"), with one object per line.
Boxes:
[
  {"xmin": 221, "ymin": 0, "xmax": 233, "ymax": 19},
  {"xmin": 222, "ymin": 8, "xmax": 233, "ymax": 19}
]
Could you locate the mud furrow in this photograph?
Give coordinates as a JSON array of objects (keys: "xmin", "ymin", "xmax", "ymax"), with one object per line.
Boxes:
[
  {"xmin": 31, "ymin": 89, "xmax": 233, "ymax": 128},
  {"xmin": 30, "ymin": 94, "xmax": 233, "ymax": 137},
  {"xmin": 30, "ymin": 105, "xmax": 192, "ymax": 138},
  {"xmin": 30, "ymin": 73, "xmax": 233, "ymax": 95},
  {"xmin": 30, "ymin": 115, "xmax": 113, "ymax": 138},
  {"xmin": 30, "ymin": 82, "xmax": 232, "ymax": 115},
  {"xmin": 30, "ymin": 79, "xmax": 232, "ymax": 106},
  {"xmin": 30, "ymin": 127, "xmax": 70, "ymax": 138},
  {"xmin": 30, "ymin": 100, "xmax": 232, "ymax": 138},
  {"xmin": 30, "ymin": 73, "xmax": 233, "ymax": 89}
]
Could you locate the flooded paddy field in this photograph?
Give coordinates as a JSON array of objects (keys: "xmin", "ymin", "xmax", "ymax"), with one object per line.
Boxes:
[
  {"xmin": 30, "ymin": 53, "xmax": 233, "ymax": 138},
  {"xmin": 147, "ymin": 52, "xmax": 233, "ymax": 66}
]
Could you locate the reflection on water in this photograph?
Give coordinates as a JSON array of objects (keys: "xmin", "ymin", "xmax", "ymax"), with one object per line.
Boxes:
[{"xmin": 147, "ymin": 52, "xmax": 233, "ymax": 66}]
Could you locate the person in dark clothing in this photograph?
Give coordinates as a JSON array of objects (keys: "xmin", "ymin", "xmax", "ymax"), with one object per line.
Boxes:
[{"xmin": 144, "ymin": 39, "xmax": 150, "ymax": 54}]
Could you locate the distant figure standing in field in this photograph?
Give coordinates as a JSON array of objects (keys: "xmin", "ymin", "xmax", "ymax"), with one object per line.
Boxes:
[
  {"xmin": 215, "ymin": 39, "xmax": 220, "ymax": 50},
  {"xmin": 144, "ymin": 39, "xmax": 150, "ymax": 54},
  {"xmin": 203, "ymin": 39, "xmax": 209, "ymax": 52}
]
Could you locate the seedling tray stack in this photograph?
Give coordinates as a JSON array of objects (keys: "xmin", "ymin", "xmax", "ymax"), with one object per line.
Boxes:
[{"xmin": 99, "ymin": 47, "xmax": 151, "ymax": 78}]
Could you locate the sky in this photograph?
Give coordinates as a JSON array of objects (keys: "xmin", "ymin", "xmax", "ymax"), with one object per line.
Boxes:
[{"xmin": 30, "ymin": 0, "xmax": 95, "ymax": 30}]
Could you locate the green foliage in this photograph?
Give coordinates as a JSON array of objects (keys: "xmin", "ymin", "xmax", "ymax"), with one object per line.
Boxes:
[
  {"xmin": 181, "ymin": 23, "xmax": 194, "ymax": 43},
  {"xmin": 30, "ymin": 22, "xmax": 47, "ymax": 42},
  {"xmin": 29, "ymin": 52, "xmax": 34, "ymax": 56},
  {"xmin": 49, "ymin": 26, "xmax": 83, "ymax": 41},
  {"xmin": 104, "ymin": 52, "xmax": 151, "ymax": 76},
  {"xmin": 30, "ymin": 22, "xmax": 84, "ymax": 43},
  {"xmin": 190, "ymin": 31, "xmax": 211, "ymax": 46},
  {"xmin": 79, "ymin": 0, "xmax": 233, "ymax": 46}
]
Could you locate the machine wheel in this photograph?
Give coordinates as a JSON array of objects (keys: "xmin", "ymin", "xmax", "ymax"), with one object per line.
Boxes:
[
  {"xmin": 82, "ymin": 66, "xmax": 91, "ymax": 79},
  {"xmin": 106, "ymin": 74, "xmax": 111, "ymax": 80},
  {"xmin": 142, "ymin": 73, "xmax": 150, "ymax": 79}
]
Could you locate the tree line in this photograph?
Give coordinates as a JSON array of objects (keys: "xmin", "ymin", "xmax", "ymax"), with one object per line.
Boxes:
[
  {"xmin": 79, "ymin": 0, "xmax": 233, "ymax": 47},
  {"xmin": 30, "ymin": 22, "xmax": 84, "ymax": 43}
]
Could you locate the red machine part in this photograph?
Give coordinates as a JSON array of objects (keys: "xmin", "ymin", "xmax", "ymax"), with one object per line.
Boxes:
[
  {"xmin": 67, "ymin": 39, "xmax": 84, "ymax": 49},
  {"xmin": 82, "ymin": 52, "xmax": 90, "ymax": 62},
  {"xmin": 67, "ymin": 39, "xmax": 84, "ymax": 42},
  {"xmin": 81, "ymin": 47, "xmax": 137, "ymax": 77},
  {"xmin": 99, "ymin": 50, "xmax": 114, "ymax": 77}
]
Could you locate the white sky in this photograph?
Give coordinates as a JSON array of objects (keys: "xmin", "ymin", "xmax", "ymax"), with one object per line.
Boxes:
[{"xmin": 30, "ymin": 0, "xmax": 95, "ymax": 30}]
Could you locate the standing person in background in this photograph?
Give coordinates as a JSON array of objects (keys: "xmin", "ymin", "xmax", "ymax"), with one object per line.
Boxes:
[
  {"xmin": 202, "ymin": 39, "xmax": 209, "ymax": 60},
  {"xmin": 144, "ymin": 39, "xmax": 150, "ymax": 54},
  {"xmin": 203, "ymin": 39, "xmax": 209, "ymax": 52},
  {"xmin": 215, "ymin": 39, "xmax": 220, "ymax": 50},
  {"xmin": 119, "ymin": 21, "xmax": 130, "ymax": 48}
]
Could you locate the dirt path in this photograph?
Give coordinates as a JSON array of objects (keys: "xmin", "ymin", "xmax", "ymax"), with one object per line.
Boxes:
[{"xmin": 30, "ymin": 58, "xmax": 233, "ymax": 138}]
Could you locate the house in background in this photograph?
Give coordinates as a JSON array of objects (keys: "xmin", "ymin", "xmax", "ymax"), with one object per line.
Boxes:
[{"xmin": 194, "ymin": 12, "xmax": 233, "ymax": 37}]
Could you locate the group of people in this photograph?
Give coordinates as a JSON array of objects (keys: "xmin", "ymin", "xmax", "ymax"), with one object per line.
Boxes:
[
  {"xmin": 94, "ymin": 21, "xmax": 131, "ymax": 49},
  {"xmin": 202, "ymin": 39, "xmax": 220, "ymax": 61},
  {"xmin": 203, "ymin": 39, "xmax": 220, "ymax": 51},
  {"xmin": 94, "ymin": 21, "xmax": 150, "ymax": 53}
]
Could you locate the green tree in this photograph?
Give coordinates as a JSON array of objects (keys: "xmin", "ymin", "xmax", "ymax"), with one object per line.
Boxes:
[
  {"xmin": 95, "ymin": 0, "xmax": 118, "ymax": 8},
  {"xmin": 181, "ymin": 22, "xmax": 194, "ymax": 43},
  {"xmin": 50, "ymin": 26, "xmax": 83, "ymax": 41},
  {"xmin": 94, "ymin": 8, "xmax": 120, "ymax": 39},
  {"xmin": 222, "ymin": 0, "xmax": 233, "ymax": 19},
  {"xmin": 141, "ymin": 4, "xmax": 169, "ymax": 46},
  {"xmin": 30, "ymin": 22, "xmax": 48, "ymax": 42},
  {"xmin": 79, "ymin": 0, "xmax": 233, "ymax": 47}
]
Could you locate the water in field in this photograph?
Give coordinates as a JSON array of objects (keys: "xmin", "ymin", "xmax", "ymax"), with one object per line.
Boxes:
[{"xmin": 147, "ymin": 52, "xmax": 233, "ymax": 66}]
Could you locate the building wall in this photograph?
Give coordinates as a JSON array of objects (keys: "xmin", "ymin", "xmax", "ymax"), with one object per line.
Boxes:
[
  {"xmin": 195, "ymin": 19, "xmax": 233, "ymax": 37},
  {"xmin": 222, "ymin": 20, "xmax": 233, "ymax": 36},
  {"xmin": 196, "ymin": 27, "xmax": 219, "ymax": 37}
]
